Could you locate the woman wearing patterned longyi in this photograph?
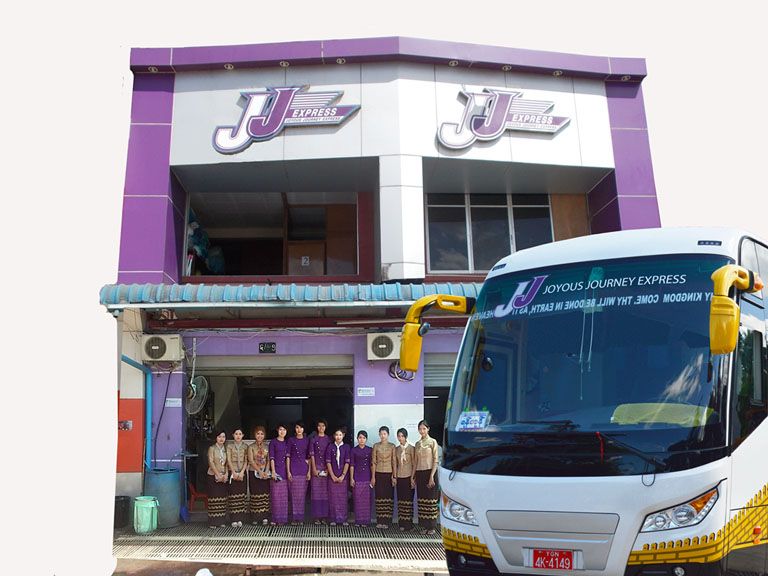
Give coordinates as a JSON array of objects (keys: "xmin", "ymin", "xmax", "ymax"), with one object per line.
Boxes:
[
  {"xmin": 414, "ymin": 420, "xmax": 440, "ymax": 535},
  {"xmin": 287, "ymin": 421, "xmax": 311, "ymax": 524},
  {"xmin": 206, "ymin": 430, "xmax": 229, "ymax": 528},
  {"xmin": 371, "ymin": 426, "xmax": 396, "ymax": 529},
  {"xmin": 310, "ymin": 419, "xmax": 331, "ymax": 524},
  {"xmin": 325, "ymin": 426, "xmax": 351, "ymax": 526},
  {"xmin": 247, "ymin": 425, "xmax": 270, "ymax": 525},
  {"xmin": 394, "ymin": 427, "xmax": 416, "ymax": 531},
  {"xmin": 226, "ymin": 428, "xmax": 249, "ymax": 527},
  {"xmin": 269, "ymin": 424, "xmax": 290, "ymax": 525},
  {"xmin": 350, "ymin": 430, "xmax": 373, "ymax": 526}
]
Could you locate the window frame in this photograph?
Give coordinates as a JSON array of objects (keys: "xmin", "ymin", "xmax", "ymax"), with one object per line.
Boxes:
[{"xmin": 425, "ymin": 192, "xmax": 553, "ymax": 275}]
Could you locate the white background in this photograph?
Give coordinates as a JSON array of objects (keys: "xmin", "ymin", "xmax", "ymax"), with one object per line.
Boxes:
[{"xmin": 5, "ymin": 2, "xmax": 766, "ymax": 574}]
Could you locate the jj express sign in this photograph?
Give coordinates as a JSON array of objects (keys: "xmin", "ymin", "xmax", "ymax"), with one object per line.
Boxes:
[
  {"xmin": 213, "ymin": 86, "xmax": 360, "ymax": 153},
  {"xmin": 438, "ymin": 88, "xmax": 570, "ymax": 149}
]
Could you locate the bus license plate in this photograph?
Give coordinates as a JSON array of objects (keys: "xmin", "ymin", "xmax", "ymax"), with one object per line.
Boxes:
[{"xmin": 532, "ymin": 549, "xmax": 574, "ymax": 571}]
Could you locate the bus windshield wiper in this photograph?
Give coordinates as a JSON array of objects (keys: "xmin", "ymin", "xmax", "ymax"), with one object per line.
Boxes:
[
  {"xmin": 598, "ymin": 432, "xmax": 669, "ymax": 472},
  {"xmin": 518, "ymin": 419, "xmax": 580, "ymax": 431},
  {"xmin": 447, "ymin": 443, "xmax": 520, "ymax": 468}
]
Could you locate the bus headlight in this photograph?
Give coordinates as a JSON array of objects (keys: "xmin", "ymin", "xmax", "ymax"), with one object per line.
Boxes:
[
  {"xmin": 441, "ymin": 494, "xmax": 478, "ymax": 526},
  {"xmin": 640, "ymin": 487, "xmax": 718, "ymax": 532}
]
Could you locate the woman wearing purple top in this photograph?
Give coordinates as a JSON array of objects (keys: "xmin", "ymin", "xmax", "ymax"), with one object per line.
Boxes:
[
  {"xmin": 286, "ymin": 421, "xmax": 311, "ymax": 524},
  {"xmin": 268, "ymin": 424, "xmax": 290, "ymax": 525},
  {"xmin": 310, "ymin": 419, "xmax": 331, "ymax": 524},
  {"xmin": 350, "ymin": 430, "xmax": 373, "ymax": 526},
  {"xmin": 325, "ymin": 427, "xmax": 350, "ymax": 526}
]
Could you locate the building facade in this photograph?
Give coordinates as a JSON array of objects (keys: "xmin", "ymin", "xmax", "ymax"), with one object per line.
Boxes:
[{"xmin": 101, "ymin": 37, "xmax": 659, "ymax": 496}]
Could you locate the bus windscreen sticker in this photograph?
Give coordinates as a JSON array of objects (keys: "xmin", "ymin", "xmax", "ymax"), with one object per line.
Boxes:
[{"xmin": 456, "ymin": 411, "xmax": 491, "ymax": 431}]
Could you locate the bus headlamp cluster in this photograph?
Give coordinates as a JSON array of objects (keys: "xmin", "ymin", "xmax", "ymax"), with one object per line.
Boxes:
[
  {"xmin": 640, "ymin": 487, "xmax": 718, "ymax": 532},
  {"xmin": 441, "ymin": 494, "xmax": 478, "ymax": 526}
]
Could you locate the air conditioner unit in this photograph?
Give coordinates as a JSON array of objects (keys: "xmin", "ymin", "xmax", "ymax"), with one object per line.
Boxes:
[
  {"xmin": 141, "ymin": 334, "xmax": 184, "ymax": 363},
  {"xmin": 367, "ymin": 332, "xmax": 401, "ymax": 361}
]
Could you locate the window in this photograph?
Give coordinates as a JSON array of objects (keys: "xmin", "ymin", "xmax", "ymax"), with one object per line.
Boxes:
[
  {"xmin": 740, "ymin": 239, "xmax": 764, "ymax": 301},
  {"xmin": 426, "ymin": 193, "xmax": 552, "ymax": 273},
  {"xmin": 731, "ymin": 328, "xmax": 767, "ymax": 446},
  {"xmin": 185, "ymin": 193, "xmax": 357, "ymax": 277}
]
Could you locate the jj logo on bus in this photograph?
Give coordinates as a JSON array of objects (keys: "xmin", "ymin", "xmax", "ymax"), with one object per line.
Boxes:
[
  {"xmin": 438, "ymin": 89, "xmax": 569, "ymax": 149},
  {"xmin": 472, "ymin": 275, "xmax": 548, "ymax": 321},
  {"xmin": 213, "ymin": 86, "xmax": 360, "ymax": 153}
]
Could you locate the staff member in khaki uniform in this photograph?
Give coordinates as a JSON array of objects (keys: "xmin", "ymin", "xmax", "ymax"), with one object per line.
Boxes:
[
  {"xmin": 371, "ymin": 426, "xmax": 396, "ymax": 528},
  {"xmin": 394, "ymin": 427, "xmax": 416, "ymax": 531},
  {"xmin": 226, "ymin": 428, "xmax": 248, "ymax": 527},
  {"xmin": 414, "ymin": 420, "xmax": 439, "ymax": 535},
  {"xmin": 206, "ymin": 430, "xmax": 229, "ymax": 528}
]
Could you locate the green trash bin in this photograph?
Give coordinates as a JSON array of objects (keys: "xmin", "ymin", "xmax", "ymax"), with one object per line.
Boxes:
[{"xmin": 133, "ymin": 496, "xmax": 158, "ymax": 534}]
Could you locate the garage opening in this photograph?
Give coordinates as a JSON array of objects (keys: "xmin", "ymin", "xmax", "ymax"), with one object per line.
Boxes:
[{"xmin": 186, "ymin": 371, "xmax": 353, "ymax": 496}]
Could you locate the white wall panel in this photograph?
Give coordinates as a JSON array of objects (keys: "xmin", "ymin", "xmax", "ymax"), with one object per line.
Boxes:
[
  {"xmin": 360, "ymin": 63, "xmax": 402, "ymax": 157},
  {"xmin": 171, "ymin": 69, "xmax": 288, "ymax": 165},
  {"xmin": 119, "ymin": 309, "xmax": 146, "ymax": 400},
  {"xmin": 505, "ymin": 73, "xmax": 580, "ymax": 166},
  {"xmin": 116, "ymin": 472, "xmax": 143, "ymax": 497},
  {"xmin": 283, "ymin": 64, "xmax": 363, "ymax": 160},
  {"xmin": 573, "ymin": 78, "xmax": 614, "ymax": 168},
  {"xmin": 354, "ymin": 403, "xmax": 424, "ymax": 447},
  {"xmin": 395, "ymin": 63, "xmax": 440, "ymax": 157}
]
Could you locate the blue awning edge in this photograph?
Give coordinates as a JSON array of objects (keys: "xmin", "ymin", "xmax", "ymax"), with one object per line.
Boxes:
[{"xmin": 100, "ymin": 282, "xmax": 483, "ymax": 308}]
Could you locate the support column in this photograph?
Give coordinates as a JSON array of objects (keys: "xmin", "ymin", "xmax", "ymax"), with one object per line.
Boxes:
[
  {"xmin": 116, "ymin": 309, "xmax": 146, "ymax": 497},
  {"xmin": 117, "ymin": 73, "xmax": 186, "ymax": 284},
  {"xmin": 589, "ymin": 83, "xmax": 661, "ymax": 233},
  {"xmin": 379, "ymin": 155, "xmax": 425, "ymax": 281},
  {"xmin": 353, "ymin": 336, "xmax": 424, "ymax": 442}
]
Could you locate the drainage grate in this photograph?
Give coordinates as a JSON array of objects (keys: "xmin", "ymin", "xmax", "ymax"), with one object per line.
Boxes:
[{"xmin": 113, "ymin": 522, "xmax": 446, "ymax": 570}]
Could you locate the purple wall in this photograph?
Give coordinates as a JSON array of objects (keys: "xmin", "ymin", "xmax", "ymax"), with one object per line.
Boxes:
[
  {"xmin": 117, "ymin": 74, "xmax": 186, "ymax": 284},
  {"xmin": 150, "ymin": 370, "xmax": 185, "ymax": 468},
  {"xmin": 589, "ymin": 83, "xmax": 661, "ymax": 233},
  {"xmin": 184, "ymin": 329, "xmax": 464, "ymax": 406}
]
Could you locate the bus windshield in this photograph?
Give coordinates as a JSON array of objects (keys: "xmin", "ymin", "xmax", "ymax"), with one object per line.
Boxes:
[{"xmin": 445, "ymin": 254, "xmax": 732, "ymax": 476}]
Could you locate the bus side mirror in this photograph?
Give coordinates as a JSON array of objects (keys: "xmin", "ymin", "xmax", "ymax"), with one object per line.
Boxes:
[
  {"xmin": 709, "ymin": 295, "xmax": 740, "ymax": 355},
  {"xmin": 400, "ymin": 322, "xmax": 424, "ymax": 373},
  {"xmin": 709, "ymin": 264, "xmax": 763, "ymax": 355}
]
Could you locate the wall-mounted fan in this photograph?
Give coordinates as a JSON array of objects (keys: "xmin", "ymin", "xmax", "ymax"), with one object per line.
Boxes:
[{"xmin": 186, "ymin": 375, "xmax": 209, "ymax": 415}]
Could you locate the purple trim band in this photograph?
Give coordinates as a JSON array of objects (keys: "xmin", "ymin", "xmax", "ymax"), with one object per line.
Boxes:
[{"xmin": 130, "ymin": 36, "xmax": 645, "ymax": 81}]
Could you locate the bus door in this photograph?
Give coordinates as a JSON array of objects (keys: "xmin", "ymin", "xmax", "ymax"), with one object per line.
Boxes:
[{"xmin": 726, "ymin": 238, "xmax": 768, "ymax": 575}]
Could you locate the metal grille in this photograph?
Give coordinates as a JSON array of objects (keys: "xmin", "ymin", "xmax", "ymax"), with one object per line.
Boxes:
[{"xmin": 114, "ymin": 522, "xmax": 446, "ymax": 569}]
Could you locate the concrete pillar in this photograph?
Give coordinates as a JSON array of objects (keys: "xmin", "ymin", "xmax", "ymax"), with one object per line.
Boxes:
[
  {"xmin": 117, "ymin": 74, "xmax": 186, "ymax": 284},
  {"xmin": 379, "ymin": 155, "xmax": 425, "ymax": 281}
]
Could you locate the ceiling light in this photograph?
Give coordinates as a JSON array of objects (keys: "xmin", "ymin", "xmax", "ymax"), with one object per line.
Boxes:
[
  {"xmin": 224, "ymin": 63, "xmax": 234, "ymax": 70},
  {"xmin": 552, "ymin": 70, "xmax": 563, "ymax": 77},
  {"xmin": 448, "ymin": 60, "xmax": 459, "ymax": 67}
]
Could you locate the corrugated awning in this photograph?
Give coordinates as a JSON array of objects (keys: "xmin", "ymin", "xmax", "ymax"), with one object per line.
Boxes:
[{"xmin": 100, "ymin": 282, "xmax": 483, "ymax": 310}]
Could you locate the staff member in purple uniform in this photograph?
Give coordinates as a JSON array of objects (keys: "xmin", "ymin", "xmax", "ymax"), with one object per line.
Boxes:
[
  {"xmin": 325, "ymin": 427, "xmax": 351, "ymax": 526},
  {"xmin": 286, "ymin": 421, "xmax": 311, "ymax": 524},
  {"xmin": 268, "ymin": 424, "xmax": 290, "ymax": 525},
  {"xmin": 350, "ymin": 430, "xmax": 373, "ymax": 526},
  {"xmin": 310, "ymin": 419, "xmax": 331, "ymax": 524}
]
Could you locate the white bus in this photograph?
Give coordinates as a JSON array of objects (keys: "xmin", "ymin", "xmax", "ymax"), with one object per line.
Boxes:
[{"xmin": 397, "ymin": 228, "xmax": 767, "ymax": 576}]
